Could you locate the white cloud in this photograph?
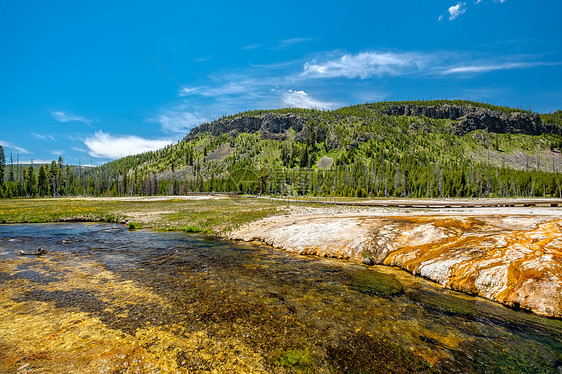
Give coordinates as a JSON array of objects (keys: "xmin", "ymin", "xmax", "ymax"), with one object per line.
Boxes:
[
  {"xmin": 178, "ymin": 86, "xmax": 206, "ymax": 96},
  {"xmin": 84, "ymin": 131, "xmax": 171, "ymax": 159},
  {"xmin": 155, "ymin": 48, "xmax": 555, "ymax": 118},
  {"xmin": 301, "ymin": 52, "xmax": 424, "ymax": 79},
  {"xmin": 242, "ymin": 38, "xmax": 315, "ymax": 51},
  {"xmin": 448, "ymin": 2, "xmax": 467, "ymax": 20},
  {"xmin": 51, "ymin": 111, "xmax": 93, "ymax": 124},
  {"xmin": 157, "ymin": 111, "xmax": 209, "ymax": 134},
  {"xmin": 446, "ymin": 0, "xmax": 506, "ymax": 20},
  {"xmin": 21, "ymin": 159, "xmax": 55, "ymax": 165},
  {"xmin": 0, "ymin": 140, "xmax": 29, "ymax": 154},
  {"xmin": 31, "ymin": 132, "xmax": 55, "ymax": 141},
  {"xmin": 182, "ymin": 82, "xmax": 251, "ymax": 97},
  {"xmin": 442, "ymin": 61, "xmax": 558, "ymax": 74},
  {"xmin": 282, "ymin": 90, "xmax": 335, "ymax": 110},
  {"xmin": 192, "ymin": 56, "xmax": 212, "ymax": 62},
  {"xmin": 71, "ymin": 146, "xmax": 88, "ymax": 153},
  {"xmin": 242, "ymin": 43, "xmax": 264, "ymax": 50},
  {"xmin": 270, "ymin": 37, "xmax": 316, "ymax": 50}
]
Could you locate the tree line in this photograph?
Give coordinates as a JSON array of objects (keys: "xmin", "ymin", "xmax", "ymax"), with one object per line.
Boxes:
[
  {"xmin": 2, "ymin": 140, "xmax": 561, "ymax": 199},
  {"xmin": 0, "ymin": 148, "xmax": 77, "ymax": 198},
  {"xmin": 2, "ymin": 103, "xmax": 562, "ymax": 199}
]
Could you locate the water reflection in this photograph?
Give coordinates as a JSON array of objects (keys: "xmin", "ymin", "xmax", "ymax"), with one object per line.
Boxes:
[{"xmin": 0, "ymin": 223, "xmax": 561, "ymax": 373}]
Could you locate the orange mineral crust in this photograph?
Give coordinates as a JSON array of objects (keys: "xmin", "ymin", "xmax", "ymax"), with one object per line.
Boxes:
[{"xmin": 233, "ymin": 213, "xmax": 562, "ymax": 317}]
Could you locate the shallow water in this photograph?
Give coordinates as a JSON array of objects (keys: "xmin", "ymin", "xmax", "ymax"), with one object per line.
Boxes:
[{"xmin": 0, "ymin": 223, "xmax": 561, "ymax": 373}]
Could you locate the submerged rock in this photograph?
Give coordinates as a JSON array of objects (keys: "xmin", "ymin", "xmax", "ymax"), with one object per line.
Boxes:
[{"xmin": 19, "ymin": 247, "xmax": 47, "ymax": 256}]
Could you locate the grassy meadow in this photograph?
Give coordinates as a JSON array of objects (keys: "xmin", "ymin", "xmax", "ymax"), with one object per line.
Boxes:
[{"xmin": 0, "ymin": 197, "xmax": 286, "ymax": 234}]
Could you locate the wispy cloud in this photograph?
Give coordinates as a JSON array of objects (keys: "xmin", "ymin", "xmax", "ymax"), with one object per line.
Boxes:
[
  {"xmin": 282, "ymin": 90, "xmax": 336, "ymax": 110},
  {"xmin": 157, "ymin": 110, "xmax": 209, "ymax": 134},
  {"xmin": 270, "ymin": 37, "xmax": 317, "ymax": 50},
  {"xmin": 242, "ymin": 38, "xmax": 316, "ymax": 51},
  {"xmin": 441, "ymin": 61, "xmax": 559, "ymax": 74},
  {"xmin": 51, "ymin": 111, "xmax": 93, "ymax": 124},
  {"xmin": 301, "ymin": 51, "xmax": 427, "ymax": 79},
  {"xmin": 21, "ymin": 159, "xmax": 56, "ymax": 165},
  {"xmin": 0, "ymin": 140, "xmax": 29, "ymax": 154},
  {"xmin": 242, "ymin": 43, "xmax": 264, "ymax": 51},
  {"xmin": 299, "ymin": 50, "xmax": 557, "ymax": 78},
  {"xmin": 193, "ymin": 56, "xmax": 212, "ymax": 62},
  {"xmin": 31, "ymin": 132, "xmax": 55, "ymax": 141},
  {"xmin": 157, "ymin": 49, "xmax": 557, "ymax": 124},
  {"xmin": 84, "ymin": 131, "xmax": 171, "ymax": 159},
  {"xmin": 71, "ymin": 146, "xmax": 88, "ymax": 153}
]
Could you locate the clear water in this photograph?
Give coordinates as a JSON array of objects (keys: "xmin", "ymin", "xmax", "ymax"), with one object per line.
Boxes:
[{"xmin": 0, "ymin": 223, "xmax": 560, "ymax": 373}]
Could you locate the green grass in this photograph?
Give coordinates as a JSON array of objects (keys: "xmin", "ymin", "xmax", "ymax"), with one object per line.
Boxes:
[
  {"xmin": 0, "ymin": 197, "xmax": 285, "ymax": 235},
  {"xmin": 128, "ymin": 221, "xmax": 142, "ymax": 230}
]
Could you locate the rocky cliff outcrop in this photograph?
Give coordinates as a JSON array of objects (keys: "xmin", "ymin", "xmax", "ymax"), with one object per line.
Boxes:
[
  {"xmin": 381, "ymin": 104, "xmax": 557, "ymax": 135},
  {"xmin": 183, "ymin": 104, "xmax": 558, "ymax": 143},
  {"xmin": 184, "ymin": 113, "xmax": 311, "ymax": 142},
  {"xmin": 231, "ymin": 212, "xmax": 562, "ymax": 318},
  {"xmin": 182, "ymin": 104, "xmax": 559, "ymax": 149}
]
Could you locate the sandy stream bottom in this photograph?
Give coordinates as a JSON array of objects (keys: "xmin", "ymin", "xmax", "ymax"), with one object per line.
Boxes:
[{"xmin": 0, "ymin": 223, "xmax": 561, "ymax": 373}]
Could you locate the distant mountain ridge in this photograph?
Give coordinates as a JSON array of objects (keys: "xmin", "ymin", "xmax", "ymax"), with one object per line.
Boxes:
[
  {"xmin": 379, "ymin": 103, "xmax": 552, "ymax": 135},
  {"xmin": 184, "ymin": 101, "xmax": 561, "ymax": 145},
  {"xmin": 62, "ymin": 100, "xmax": 562, "ymax": 198}
]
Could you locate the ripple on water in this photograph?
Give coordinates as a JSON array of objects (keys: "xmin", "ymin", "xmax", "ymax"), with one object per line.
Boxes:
[{"xmin": 0, "ymin": 223, "xmax": 561, "ymax": 373}]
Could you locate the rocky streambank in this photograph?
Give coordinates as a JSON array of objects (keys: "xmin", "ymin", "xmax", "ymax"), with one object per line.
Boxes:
[{"xmin": 231, "ymin": 211, "xmax": 562, "ymax": 318}]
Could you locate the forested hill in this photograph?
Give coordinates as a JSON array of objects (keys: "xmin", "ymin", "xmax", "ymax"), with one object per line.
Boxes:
[
  {"xmin": 184, "ymin": 101, "xmax": 560, "ymax": 143},
  {"xmin": 2, "ymin": 100, "xmax": 562, "ymax": 198},
  {"xmin": 90, "ymin": 100, "xmax": 562, "ymax": 198}
]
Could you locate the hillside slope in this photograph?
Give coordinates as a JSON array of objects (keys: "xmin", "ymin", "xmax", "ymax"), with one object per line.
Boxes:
[{"xmin": 91, "ymin": 100, "xmax": 562, "ymax": 198}]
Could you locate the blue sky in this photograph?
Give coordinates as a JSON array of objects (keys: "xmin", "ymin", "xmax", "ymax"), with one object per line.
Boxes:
[{"xmin": 1, "ymin": 0, "xmax": 561, "ymax": 164}]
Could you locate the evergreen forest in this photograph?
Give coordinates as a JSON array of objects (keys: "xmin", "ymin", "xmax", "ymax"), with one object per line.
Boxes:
[{"xmin": 2, "ymin": 100, "xmax": 562, "ymax": 199}]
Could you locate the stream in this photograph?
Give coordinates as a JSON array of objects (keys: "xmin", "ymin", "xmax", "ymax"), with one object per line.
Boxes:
[{"xmin": 0, "ymin": 223, "xmax": 561, "ymax": 373}]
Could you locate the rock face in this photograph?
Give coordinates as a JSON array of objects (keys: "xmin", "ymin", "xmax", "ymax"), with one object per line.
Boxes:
[
  {"xmin": 184, "ymin": 104, "xmax": 558, "ymax": 144},
  {"xmin": 183, "ymin": 104, "xmax": 558, "ymax": 144},
  {"xmin": 381, "ymin": 104, "xmax": 556, "ymax": 135},
  {"xmin": 231, "ymin": 213, "xmax": 562, "ymax": 318},
  {"xmin": 184, "ymin": 113, "xmax": 317, "ymax": 142}
]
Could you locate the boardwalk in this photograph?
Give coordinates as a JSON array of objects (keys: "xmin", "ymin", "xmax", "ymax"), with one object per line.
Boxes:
[{"xmin": 320, "ymin": 198, "xmax": 562, "ymax": 209}]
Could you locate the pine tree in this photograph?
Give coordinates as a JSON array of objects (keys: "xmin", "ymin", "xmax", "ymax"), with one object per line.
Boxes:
[
  {"xmin": 8, "ymin": 153, "xmax": 14, "ymax": 182},
  {"xmin": 57, "ymin": 156, "xmax": 64, "ymax": 196},
  {"xmin": 26, "ymin": 165, "xmax": 36, "ymax": 197},
  {"xmin": 37, "ymin": 165, "xmax": 49, "ymax": 196},
  {"xmin": 49, "ymin": 161, "xmax": 58, "ymax": 197},
  {"xmin": 0, "ymin": 145, "xmax": 5, "ymax": 186},
  {"xmin": 122, "ymin": 168, "xmax": 128, "ymax": 196},
  {"xmin": 299, "ymin": 145, "xmax": 309, "ymax": 168},
  {"xmin": 65, "ymin": 164, "xmax": 73, "ymax": 195}
]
